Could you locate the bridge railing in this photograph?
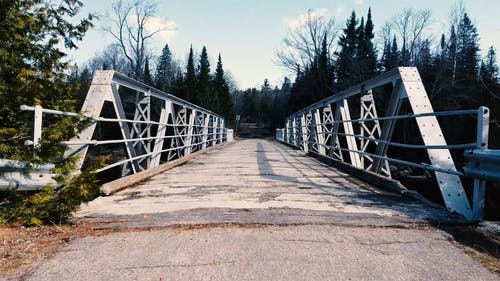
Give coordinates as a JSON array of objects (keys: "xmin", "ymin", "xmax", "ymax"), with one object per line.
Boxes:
[
  {"xmin": 278, "ymin": 67, "xmax": 491, "ymax": 221},
  {"xmin": 7, "ymin": 70, "xmax": 227, "ymax": 190}
]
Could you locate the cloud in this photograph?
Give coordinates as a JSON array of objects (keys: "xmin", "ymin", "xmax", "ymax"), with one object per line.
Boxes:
[
  {"xmin": 335, "ymin": 6, "xmax": 346, "ymax": 18},
  {"xmin": 354, "ymin": 0, "xmax": 364, "ymax": 5},
  {"xmin": 284, "ymin": 8, "xmax": 330, "ymax": 30},
  {"xmin": 127, "ymin": 15, "xmax": 177, "ymax": 41},
  {"xmin": 144, "ymin": 17, "xmax": 177, "ymax": 41}
]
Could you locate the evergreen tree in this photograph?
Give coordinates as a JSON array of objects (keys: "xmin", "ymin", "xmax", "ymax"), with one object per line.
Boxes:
[
  {"xmin": 171, "ymin": 71, "xmax": 185, "ymax": 99},
  {"xmin": 262, "ymin": 79, "xmax": 271, "ymax": 92},
  {"xmin": 363, "ymin": 8, "xmax": 377, "ymax": 78},
  {"xmin": 143, "ymin": 58, "xmax": 153, "ymax": 86},
  {"xmin": 0, "ymin": 0, "xmax": 103, "ymax": 225},
  {"xmin": 481, "ymin": 47, "xmax": 499, "ymax": 82},
  {"xmin": 155, "ymin": 44, "xmax": 175, "ymax": 92},
  {"xmin": 213, "ymin": 54, "xmax": 235, "ymax": 125},
  {"xmin": 355, "ymin": 16, "xmax": 365, "ymax": 82},
  {"xmin": 479, "ymin": 46, "xmax": 500, "ymax": 131},
  {"xmin": 184, "ymin": 45, "xmax": 197, "ymax": 102},
  {"xmin": 455, "ymin": 13, "xmax": 480, "ymax": 86},
  {"xmin": 76, "ymin": 67, "xmax": 93, "ymax": 107},
  {"xmin": 380, "ymin": 37, "xmax": 399, "ymax": 72},
  {"xmin": 0, "ymin": 0, "xmax": 93, "ymax": 161},
  {"xmin": 447, "ymin": 26, "xmax": 458, "ymax": 86},
  {"xmin": 281, "ymin": 77, "xmax": 292, "ymax": 92},
  {"xmin": 316, "ymin": 36, "xmax": 335, "ymax": 99},
  {"xmin": 389, "ymin": 36, "xmax": 400, "ymax": 69},
  {"xmin": 196, "ymin": 46, "xmax": 212, "ymax": 109},
  {"xmin": 336, "ymin": 11, "xmax": 358, "ymax": 91}
]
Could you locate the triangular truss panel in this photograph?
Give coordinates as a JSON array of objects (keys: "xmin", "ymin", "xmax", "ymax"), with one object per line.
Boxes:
[
  {"xmin": 66, "ymin": 70, "xmax": 226, "ymax": 178},
  {"xmin": 280, "ymin": 67, "xmax": 487, "ymax": 220}
]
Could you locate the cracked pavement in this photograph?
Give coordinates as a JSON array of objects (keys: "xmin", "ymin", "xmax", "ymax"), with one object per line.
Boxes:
[
  {"xmin": 21, "ymin": 139, "xmax": 499, "ymax": 280},
  {"xmin": 25, "ymin": 225, "xmax": 498, "ymax": 281}
]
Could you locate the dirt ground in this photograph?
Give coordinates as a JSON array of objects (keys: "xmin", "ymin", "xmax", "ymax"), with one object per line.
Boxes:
[
  {"xmin": 0, "ymin": 222, "xmax": 115, "ymax": 280},
  {"xmin": 1, "ymin": 222, "xmax": 499, "ymax": 280}
]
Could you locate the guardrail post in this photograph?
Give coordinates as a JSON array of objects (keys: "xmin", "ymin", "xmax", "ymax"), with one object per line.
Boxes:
[
  {"xmin": 33, "ymin": 105, "xmax": 43, "ymax": 147},
  {"xmin": 472, "ymin": 106, "xmax": 490, "ymax": 220},
  {"xmin": 313, "ymin": 108, "xmax": 326, "ymax": 155}
]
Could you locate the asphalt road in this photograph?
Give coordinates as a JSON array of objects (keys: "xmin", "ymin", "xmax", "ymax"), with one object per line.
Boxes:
[{"xmin": 24, "ymin": 225, "xmax": 498, "ymax": 281}]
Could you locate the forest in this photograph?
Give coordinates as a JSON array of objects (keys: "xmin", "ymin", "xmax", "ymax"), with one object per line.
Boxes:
[{"xmin": 1, "ymin": 0, "xmax": 499, "ymax": 224}]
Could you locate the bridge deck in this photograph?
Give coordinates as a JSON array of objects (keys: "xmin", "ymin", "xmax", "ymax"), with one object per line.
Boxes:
[
  {"xmin": 77, "ymin": 139, "xmax": 456, "ymax": 227},
  {"xmin": 27, "ymin": 139, "xmax": 498, "ymax": 281}
]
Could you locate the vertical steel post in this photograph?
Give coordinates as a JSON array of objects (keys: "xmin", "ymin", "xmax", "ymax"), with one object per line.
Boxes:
[
  {"xmin": 202, "ymin": 114, "xmax": 210, "ymax": 149},
  {"xmin": 33, "ymin": 105, "xmax": 43, "ymax": 147},
  {"xmin": 292, "ymin": 116, "xmax": 298, "ymax": 147},
  {"xmin": 150, "ymin": 100, "xmax": 172, "ymax": 167},
  {"xmin": 185, "ymin": 109, "xmax": 196, "ymax": 155},
  {"xmin": 330, "ymin": 104, "xmax": 344, "ymax": 161},
  {"xmin": 300, "ymin": 114, "xmax": 309, "ymax": 153},
  {"xmin": 472, "ymin": 106, "xmax": 490, "ymax": 220},
  {"xmin": 313, "ymin": 108, "xmax": 326, "ymax": 155},
  {"xmin": 339, "ymin": 99, "xmax": 362, "ymax": 168},
  {"xmin": 212, "ymin": 117, "xmax": 218, "ymax": 146},
  {"xmin": 371, "ymin": 79, "xmax": 403, "ymax": 173}
]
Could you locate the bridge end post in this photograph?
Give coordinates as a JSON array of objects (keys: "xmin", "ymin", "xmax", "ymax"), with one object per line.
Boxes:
[{"xmin": 471, "ymin": 106, "xmax": 490, "ymax": 220}]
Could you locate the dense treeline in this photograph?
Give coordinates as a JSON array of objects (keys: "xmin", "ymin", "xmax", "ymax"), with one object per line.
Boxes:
[
  {"xmin": 232, "ymin": 78, "xmax": 291, "ymax": 130},
  {"xmin": 76, "ymin": 43, "xmax": 235, "ymax": 126},
  {"xmin": 237, "ymin": 7, "xmax": 499, "ymax": 143}
]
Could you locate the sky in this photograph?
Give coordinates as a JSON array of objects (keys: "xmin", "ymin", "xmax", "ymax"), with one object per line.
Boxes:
[{"xmin": 67, "ymin": 0, "xmax": 500, "ymax": 89}]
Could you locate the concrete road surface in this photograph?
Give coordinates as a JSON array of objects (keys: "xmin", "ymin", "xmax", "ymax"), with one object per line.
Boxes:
[{"xmin": 25, "ymin": 225, "xmax": 498, "ymax": 281}]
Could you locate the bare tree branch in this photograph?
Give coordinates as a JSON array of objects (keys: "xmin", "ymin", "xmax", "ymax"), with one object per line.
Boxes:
[
  {"xmin": 275, "ymin": 9, "xmax": 339, "ymax": 73},
  {"xmin": 103, "ymin": 0, "xmax": 174, "ymax": 79}
]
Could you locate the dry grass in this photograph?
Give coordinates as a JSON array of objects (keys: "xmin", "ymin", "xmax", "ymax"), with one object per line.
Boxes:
[
  {"xmin": 440, "ymin": 225, "xmax": 500, "ymax": 275},
  {"xmin": 0, "ymin": 222, "xmax": 112, "ymax": 280}
]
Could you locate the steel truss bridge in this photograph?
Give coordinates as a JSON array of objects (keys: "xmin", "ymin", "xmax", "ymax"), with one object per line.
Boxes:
[{"xmin": 1, "ymin": 67, "xmax": 499, "ymax": 221}]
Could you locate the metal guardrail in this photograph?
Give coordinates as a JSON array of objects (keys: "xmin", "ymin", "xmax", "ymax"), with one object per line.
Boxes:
[
  {"xmin": 464, "ymin": 149, "xmax": 500, "ymax": 182},
  {"xmin": 2, "ymin": 70, "xmax": 228, "ymax": 190},
  {"xmin": 0, "ymin": 160, "xmax": 56, "ymax": 191},
  {"xmin": 277, "ymin": 67, "xmax": 493, "ymax": 221}
]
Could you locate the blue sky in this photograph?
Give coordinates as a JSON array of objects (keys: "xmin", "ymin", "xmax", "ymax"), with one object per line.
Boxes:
[{"xmin": 68, "ymin": 0, "xmax": 500, "ymax": 89}]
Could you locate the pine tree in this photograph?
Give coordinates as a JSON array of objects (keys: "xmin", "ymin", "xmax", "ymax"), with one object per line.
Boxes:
[
  {"xmin": 196, "ymin": 46, "xmax": 212, "ymax": 109},
  {"xmin": 355, "ymin": 16, "xmax": 366, "ymax": 82},
  {"xmin": 455, "ymin": 13, "xmax": 480, "ymax": 86},
  {"xmin": 448, "ymin": 26, "xmax": 458, "ymax": 86},
  {"xmin": 281, "ymin": 77, "xmax": 292, "ymax": 92},
  {"xmin": 213, "ymin": 54, "xmax": 235, "ymax": 125},
  {"xmin": 317, "ymin": 36, "xmax": 334, "ymax": 99},
  {"xmin": 143, "ymin": 58, "xmax": 153, "ymax": 86},
  {"xmin": 479, "ymin": 46, "xmax": 500, "ymax": 130},
  {"xmin": 155, "ymin": 44, "xmax": 175, "ymax": 92},
  {"xmin": 481, "ymin": 47, "xmax": 499, "ymax": 82},
  {"xmin": 0, "ymin": 0, "xmax": 93, "ymax": 161},
  {"xmin": 184, "ymin": 45, "xmax": 197, "ymax": 102},
  {"xmin": 262, "ymin": 79, "xmax": 271, "ymax": 92},
  {"xmin": 389, "ymin": 36, "xmax": 400, "ymax": 69},
  {"xmin": 363, "ymin": 8, "xmax": 377, "ymax": 78},
  {"xmin": 336, "ymin": 11, "xmax": 358, "ymax": 91}
]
